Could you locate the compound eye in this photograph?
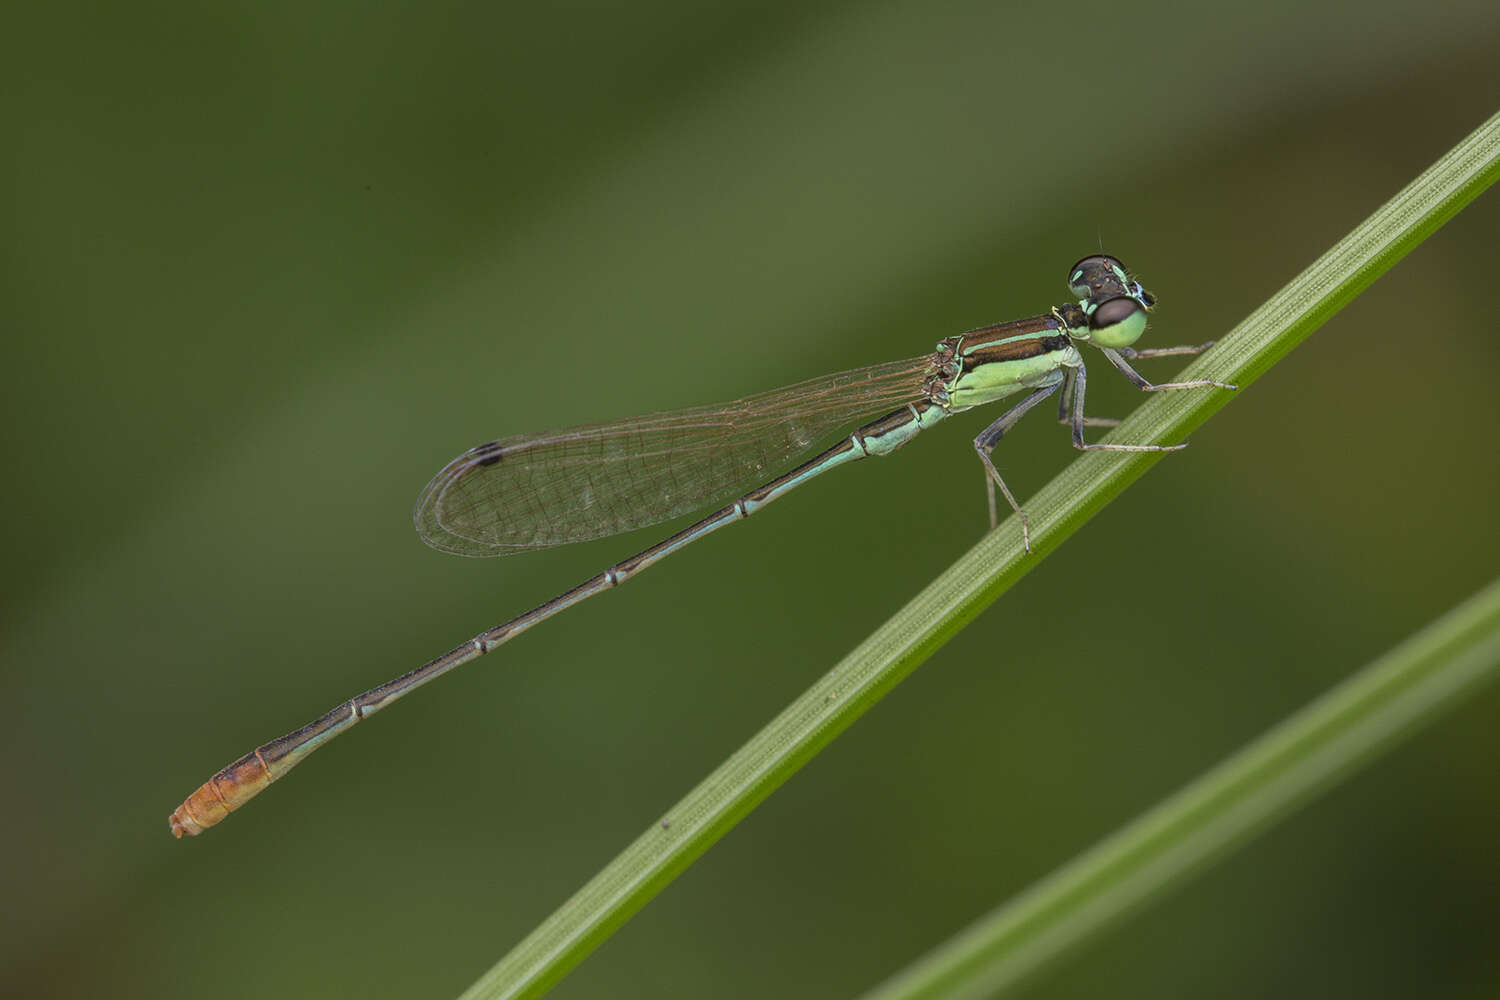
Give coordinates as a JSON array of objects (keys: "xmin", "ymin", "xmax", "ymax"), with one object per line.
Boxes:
[
  {"xmin": 1088, "ymin": 295, "xmax": 1148, "ymax": 348},
  {"xmin": 1089, "ymin": 295, "xmax": 1140, "ymax": 329},
  {"xmin": 1068, "ymin": 254, "xmax": 1129, "ymax": 298}
]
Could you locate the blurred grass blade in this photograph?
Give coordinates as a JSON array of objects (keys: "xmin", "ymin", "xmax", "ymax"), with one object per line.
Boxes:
[
  {"xmin": 860, "ymin": 575, "xmax": 1500, "ymax": 1000},
  {"xmin": 459, "ymin": 111, "xmax": 1500, "ymax": 1000}
]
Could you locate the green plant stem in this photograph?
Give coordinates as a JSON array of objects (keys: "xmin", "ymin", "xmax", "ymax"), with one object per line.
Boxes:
[
  {"xmin": 860, "ymin": 575, "xmax": 1500, "ymax": 1000},
  {"xmin": 459, "ymin": 110, "xmax": 1500, "ymax": 1000}
]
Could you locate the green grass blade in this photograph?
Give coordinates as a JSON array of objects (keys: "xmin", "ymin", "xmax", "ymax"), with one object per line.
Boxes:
[
  {"xmin": 860, "ymin": 575, "xmax": 1500, "ymax": 1000},
  {"xmin": 459, "ymin": 110, "xmax": 1500, "ymax": 1000}
]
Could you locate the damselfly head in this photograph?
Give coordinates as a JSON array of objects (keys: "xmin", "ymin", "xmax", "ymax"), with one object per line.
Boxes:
[
  {"xmin": 1067, "ymin": 254, "xmax": 1154, "ymax": 313},
  {"xmin": 1067, "ymin": 254, "xmax": 1129, "ymax": 300}
]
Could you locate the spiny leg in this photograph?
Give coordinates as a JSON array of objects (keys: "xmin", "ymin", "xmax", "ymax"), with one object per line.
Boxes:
[
  {"xmin": 974, "ymin": 381, "xmax": 1061, "ymax": 553},
  {"xmin": 1114, "ymin": 340, "xmax": 1217, "ymax": 360},
  {"xmin": 1069, "ymin": 362, "xmax": 1189, "ymax": 453},
  {"xmin": 1057, "ymin": 366, "xmax": 1120, "ymax": 430},
  {"xmin": 1098, "ymin": 346, "xmax": 1237, "ymax": 392}
]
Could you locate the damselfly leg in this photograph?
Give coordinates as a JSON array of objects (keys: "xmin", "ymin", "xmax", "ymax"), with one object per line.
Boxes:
[{"xmin": 976, "ymin": 337, "xmax": 1236, "ymax": 553}]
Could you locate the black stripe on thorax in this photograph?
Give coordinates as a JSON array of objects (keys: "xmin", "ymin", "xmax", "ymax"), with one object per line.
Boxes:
[{"xmin": 961, "ymin": 333, "xmax": 1071, "ymax": 372}]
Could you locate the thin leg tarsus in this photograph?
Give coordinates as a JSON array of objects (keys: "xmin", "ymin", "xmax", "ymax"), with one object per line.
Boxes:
[
  {"xmin": 1069, "ymin": 362, "xmax": 1189, "ymax": 452},
  {"xmin": 1115, "ymin": 340, "xmax": 1216, "ymax": 359}
]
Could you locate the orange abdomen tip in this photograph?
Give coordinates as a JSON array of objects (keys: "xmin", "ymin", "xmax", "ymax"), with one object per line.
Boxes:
[{"xmin": 168, "ymin": 751, "xmax": 275, "ymax": 838}]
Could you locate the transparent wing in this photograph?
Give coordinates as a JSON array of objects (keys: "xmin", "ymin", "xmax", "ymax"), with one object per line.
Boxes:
[{"xmin": 413, "ymin": 355, "xmax": 935, "ymax": 556}]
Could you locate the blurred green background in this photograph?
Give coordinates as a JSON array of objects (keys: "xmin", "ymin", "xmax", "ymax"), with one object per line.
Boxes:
[{"xmin": 5, "ymin": 1, "xmax": 1499, "ymax": 996}]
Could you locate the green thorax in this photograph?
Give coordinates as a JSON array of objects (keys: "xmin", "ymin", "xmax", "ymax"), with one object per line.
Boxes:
[{"xmin": 941, "ymin": 314, "xmax": 1080, "ymax": 413}]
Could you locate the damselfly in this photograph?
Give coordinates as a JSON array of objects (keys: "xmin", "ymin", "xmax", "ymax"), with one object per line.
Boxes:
[{"xmin": 169, "ymin": 255, "xmax": 1234, "ymax": 837}]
